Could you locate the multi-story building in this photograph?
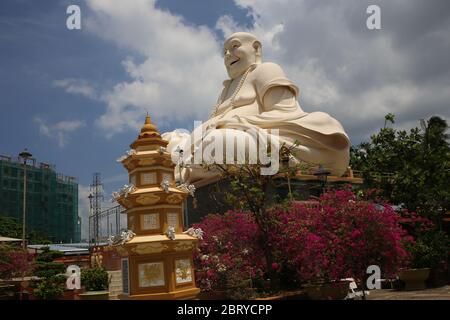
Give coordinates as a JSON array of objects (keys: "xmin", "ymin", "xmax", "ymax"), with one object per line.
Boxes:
[{"xmin": 0, "ymin": 154, "xmax": 80, "ymax": 243}]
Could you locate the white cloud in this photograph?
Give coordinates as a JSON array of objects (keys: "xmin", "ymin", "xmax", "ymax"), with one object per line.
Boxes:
[
  {"xmin": 216, "ymin": 15, "xmax": 241, "ymax": 38},
  {"xmin": 34, "ymin": 117, "xmax": 86, "ymax": 147},
  {"xmin": 84, "ymin": 0, "xmax": 226, "ymax": 137},
  {"xmin": 288, "ymin": 59, "xmax": 340, "ymax": 107},
  {"xmin": 215, "ymin": 14, "xmax": 284, "ymax": 52},
  {"xmin": 53, "ymin": 78, "xmax": 97, "ymax": 99}
]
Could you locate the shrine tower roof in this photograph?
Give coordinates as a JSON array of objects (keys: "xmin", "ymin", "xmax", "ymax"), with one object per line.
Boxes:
[{"xmin": 130, "ymin": 115, "xmax": 168, "ymax": 150}]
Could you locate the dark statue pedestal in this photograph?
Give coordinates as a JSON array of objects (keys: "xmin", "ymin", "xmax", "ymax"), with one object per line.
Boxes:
[{"xmin": 185, "ymin": 176, "xmax": 351, "ymax": 225}]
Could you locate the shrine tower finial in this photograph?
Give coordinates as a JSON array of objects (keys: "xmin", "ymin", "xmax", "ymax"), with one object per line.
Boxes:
[{"xmin": 130, "ymin": 115, "xmax": 167, "ymax": 150}]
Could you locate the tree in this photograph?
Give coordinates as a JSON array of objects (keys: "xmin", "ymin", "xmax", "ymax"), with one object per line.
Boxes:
[
  {"xmin": 351, "ymin": 115, "xmax": 450, "ymax": 228},
  {"xmin": 200, "ymin": 144, "xmax": 305, "ymax": 290},
  {"xmin": 384, "ymin": 113, "xmax": 395, "ymax": 128},
  {"xmin": 0, "ymin": 214, "xmax": 51, "ymax": 245},
  {"xmin": 0, "ymin": 244, "xmax": 35, "ymax": 280}
]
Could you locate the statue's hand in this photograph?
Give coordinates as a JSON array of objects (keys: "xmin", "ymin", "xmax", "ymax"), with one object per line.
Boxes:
[{"xmin": 161, "ymin": 130, "xmax": 190, "ymax": 154}]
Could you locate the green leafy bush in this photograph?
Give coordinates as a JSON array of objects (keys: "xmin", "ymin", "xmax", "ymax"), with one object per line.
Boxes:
[
  {"xmin": 406, "ymin": 231, "xmax": 449, "ymax": 269},
  {"xmin": 81, "ymin": 267, "xmax": 109, "ymax": 291},
  {"xmin": 32, "ymin": 247, "xmax": 66, "ymax": 300},
  {"xmin": 350, "ymin": 115, "xmax": 450, "ymax": 227},
  {"xmin": 33, "ymin": 275, "xmax": 66, "ymax": 300}
]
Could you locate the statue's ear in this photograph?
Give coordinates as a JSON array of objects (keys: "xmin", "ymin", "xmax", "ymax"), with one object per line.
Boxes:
[{"xmin": 253, "ymin": 41, "xmax": 262, "ymax": 63}]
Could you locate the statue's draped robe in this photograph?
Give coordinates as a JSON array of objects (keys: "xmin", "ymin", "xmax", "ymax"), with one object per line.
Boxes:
[{"xmin": 163, "ymin": 62, "xmax": 350, "ymax": 183}]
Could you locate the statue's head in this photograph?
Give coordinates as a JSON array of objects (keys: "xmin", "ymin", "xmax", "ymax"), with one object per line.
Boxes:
[{"xmin": 223, "ymin": 32, "xmax": 262, "ymax": 79}]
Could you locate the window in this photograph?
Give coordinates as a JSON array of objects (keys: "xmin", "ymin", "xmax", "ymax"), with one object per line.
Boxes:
[
  {"xmin": 141, "ymin": 172, "xmax": 156, "ymax": 185},
  {"xmin": 138, "ymin": 262, "xmax": 165, "ymax": 288},
  {"xmin": 141, "ymin": 213, "xmax": 160, "ymax": 230},
  {"xmin": 175, "ymin": 259, "xmax": 193, "ymax": 284},
  {"xmin": 167, "ymin": 213, "xmax": 179, "ymax": 229}
]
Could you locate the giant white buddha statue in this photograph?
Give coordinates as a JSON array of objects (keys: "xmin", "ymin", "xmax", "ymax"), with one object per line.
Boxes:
[{"xmin": 162, "ymin": 32, "xmax": 350, "ymax": 184}]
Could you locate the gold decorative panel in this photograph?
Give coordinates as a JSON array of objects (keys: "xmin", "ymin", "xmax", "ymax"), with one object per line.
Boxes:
[
  {"xmin": 175, "ymin": 259, "xmax": 192, "ymax": 284},
  {"xmin": 138, "ymin": 262, "xmax": 165, "ymax": 287},
  {"xmin": 133, "ymin": 243, "xmax": 168, "ymax": 255},
  {"xmin": 118, "ymin": 198, "xmax": 132, "ymax": 209},
  {"xmin": 139, "ymin": 159, "xmax": 156, "ymax": 166},
  {"xmin": 173, "ymin": 241, "xmax": 193, "ymax": 252},
  {"xmin": 142, "ymin": 213, "xmax": 160, "ymax": 230},
  {"xmin": 136, "ymin": 194, "xmax": 160, "ymax": 205},
  {"xmin": 166, "ymin": 194, "xmax": 183, "ymax": 204},
  {"xmin": 115, "ymin": 246, "xmax": 129, "ymax": 257},
  {"xmin": 126, "ymin": 161, "xmax": 137, "ymax": 170}
]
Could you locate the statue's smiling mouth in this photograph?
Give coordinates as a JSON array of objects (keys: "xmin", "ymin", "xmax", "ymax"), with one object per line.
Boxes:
[{"xmin": 230, "ymin": 59, "xmax": 239, "ymax": 66}]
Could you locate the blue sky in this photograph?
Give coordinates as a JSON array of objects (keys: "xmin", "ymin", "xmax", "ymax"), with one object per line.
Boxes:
[
  {"xmin": 0, "ymin": 0, "xmax": 249, "ymax": 191},
  {"xmin": 1, "ymin": 1, "xmax": 449, "ymax": 239}
]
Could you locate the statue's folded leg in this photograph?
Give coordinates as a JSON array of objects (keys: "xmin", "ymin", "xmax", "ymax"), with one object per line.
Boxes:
[
  {"xmin": 291, "ymin": 144, "xmax": 350, "ymax": 176},
  {"xmin": 183, "ymin": 128, "xmax": 262, "ymax": 183},
  {"xmin": 165, "ymin": 128, "xmax": 349, "ymax": 182},
  {"xmin": 180, "ymin": 165, "xmax": 220, "ymax": 185}
]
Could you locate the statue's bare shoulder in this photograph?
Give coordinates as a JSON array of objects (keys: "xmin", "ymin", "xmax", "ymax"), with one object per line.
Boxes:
[
  {"xmin": 252, "ymin": 62, "xmax": 286, "ymax": 79},
  {"xmin": 251, "ymin": 62, "xmax": 298, "ymax": 99}
]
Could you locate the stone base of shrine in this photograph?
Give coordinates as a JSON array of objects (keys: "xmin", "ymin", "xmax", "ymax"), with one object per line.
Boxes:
[{"xmin": 118, "ymin": 287, "xmax": 200, "ymax": 300}]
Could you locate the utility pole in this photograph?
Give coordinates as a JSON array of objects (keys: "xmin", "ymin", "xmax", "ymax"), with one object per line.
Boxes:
[
  {"xmin": 90, "ymin": 173, "xmax": 103, "ymax": 245},
  {"xmin": 88, "ymin": 193, "xmax": 93, "ymax": 246}
]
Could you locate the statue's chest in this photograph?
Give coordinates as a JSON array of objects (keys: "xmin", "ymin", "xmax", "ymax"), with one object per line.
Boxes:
[{"xmin": 220, "ymin": 80, "xmax": 257, "ymax": 110}]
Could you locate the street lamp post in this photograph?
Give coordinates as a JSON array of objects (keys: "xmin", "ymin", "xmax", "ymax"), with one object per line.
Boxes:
[
  {"xmin": 19, "ymin": 149, "xmax": 32, "ymax": 251},
  {"xmin": 77, "ymin": 216, "xmax": 81, "ymax": 243}
]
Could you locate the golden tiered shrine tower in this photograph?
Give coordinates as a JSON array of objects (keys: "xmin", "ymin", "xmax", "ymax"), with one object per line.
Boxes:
[{"xmin": 114, "ymin": 115, "xmax": 200, "ymax": 300}]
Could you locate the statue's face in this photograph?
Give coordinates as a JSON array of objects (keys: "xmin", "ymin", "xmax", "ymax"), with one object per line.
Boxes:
[{"xmin": 224, "ymin": 35, "xmax": 259, "ymax": 79}]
